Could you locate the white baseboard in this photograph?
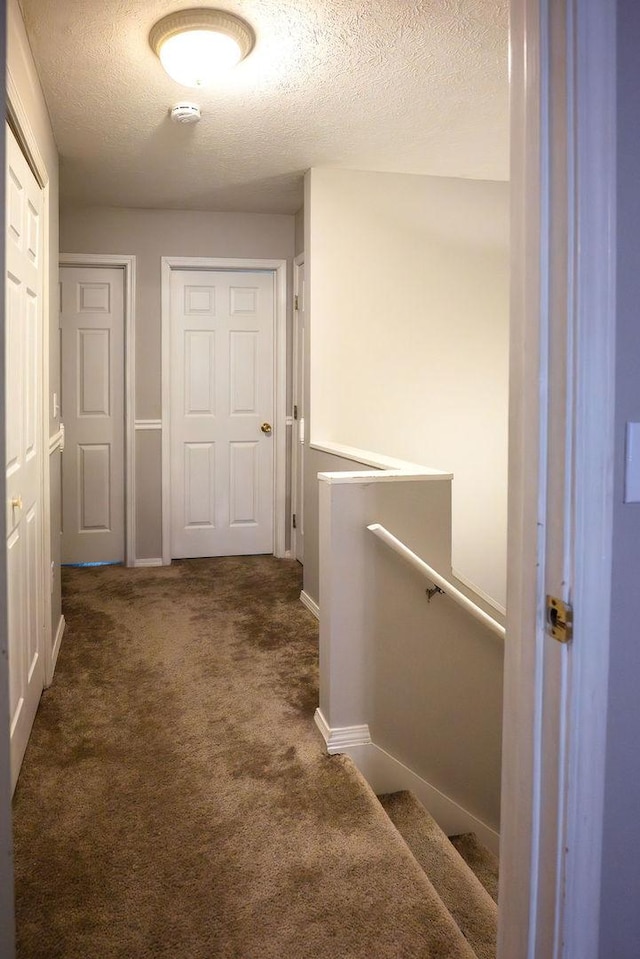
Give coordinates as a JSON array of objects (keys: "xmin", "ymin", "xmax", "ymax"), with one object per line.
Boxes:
[
  {"xmin": 314, "ymin": 710, "xmax": 499, "ymax": 855},
  {"xmin": 300, "ymin": 590, "xmax": 320, "ymax": 619},
  {"xmin": 314, "ymin": 708, "xmax": 371, "ymax": 752},
  {"xmin": 133, "ymin": 558, "xmax": 164, "ymax": 568},
  {"xmin": 48, "ymin": 614, "xmax": 65, "ymax": 686},
  {"xmin": 350, "ymin": 742, "xmax": 499, "ymax": 855}
]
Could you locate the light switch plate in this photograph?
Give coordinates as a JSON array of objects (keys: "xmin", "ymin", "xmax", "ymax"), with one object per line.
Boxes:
[{"xmin": 625, "ymin": 422, "xmax": 640, "ymax": 502}]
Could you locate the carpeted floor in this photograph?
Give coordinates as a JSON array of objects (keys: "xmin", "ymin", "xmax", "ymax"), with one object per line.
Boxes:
[{"xmin": 12, "ymin": 557, "xmax": 475, "ymax": 958}]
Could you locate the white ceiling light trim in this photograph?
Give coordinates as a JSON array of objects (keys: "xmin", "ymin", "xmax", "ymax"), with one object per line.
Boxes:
[{"xmin": 149, "ymin": 8, "xmax": 255, "ymax": 88}]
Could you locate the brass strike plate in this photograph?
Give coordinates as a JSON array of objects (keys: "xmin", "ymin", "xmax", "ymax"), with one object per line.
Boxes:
[{"xmin": 546, "ymin": 595, "xmax": 573, "ymax": 644}]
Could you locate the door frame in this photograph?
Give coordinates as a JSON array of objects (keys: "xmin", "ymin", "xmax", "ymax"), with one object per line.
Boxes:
[
  {"xmin": 499, "ymin": 0, "xmax": 616, "ymax": 956},
  {"xmin": 160, "ymin": 256, "xmax": 288, "ymax": 563},
  {"xmin": 292, "ymin": 253, "xmax": 304, "ymax": 562},
  {"xmin": 59, "ymin": 254, "xmax": 137, "ymax": 567}
]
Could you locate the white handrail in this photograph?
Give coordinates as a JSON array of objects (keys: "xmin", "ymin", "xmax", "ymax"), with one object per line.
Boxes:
[{"xmin": 367, "ymin": 523, "xmax": 506, "ymax": 640}]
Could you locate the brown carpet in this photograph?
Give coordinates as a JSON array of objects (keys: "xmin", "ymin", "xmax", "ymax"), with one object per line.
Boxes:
[
  {"xmin": 378, "ymin": 792, "xmax": 497, "ymax": 959},
  {"xmin": 448, "ymin": 835, "xmax": 499, "ymax": 906},
  {"xmin": 12, "ymin": 557, "xmax": 476, "ymax": 958}
]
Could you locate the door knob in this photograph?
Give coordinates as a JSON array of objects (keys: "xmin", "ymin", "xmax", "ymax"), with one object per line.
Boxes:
[
  {"xmin": 11, "ymin": 495, "xmax": 22, "ymax": 510},
  {"xmin": 260, "ymin": 422, "xmax": 272, "ymax": 434}
]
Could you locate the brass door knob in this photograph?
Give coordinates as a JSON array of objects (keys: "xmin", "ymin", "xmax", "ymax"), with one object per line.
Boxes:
[
  {"xmin": 260, "ymin": 422, "xmax": 272, "ymax": 434},
  {"xmin": 11, "ymin": 495, "xmax": 22, "ymax": 510}
]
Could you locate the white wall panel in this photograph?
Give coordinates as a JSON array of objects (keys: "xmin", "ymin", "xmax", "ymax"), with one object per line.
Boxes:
[
  {"xmin": 78, "ymin": 282, "xmax": 109, "ymax": 313},
  {"xmin": 79, "ymin": 444, "xmax": 111, "ymax": 530},
  {"xmin": 230, "ymin": 442, "xmax": 258, "ymax": 526},
  {"xmin": 78, "ymin": 329, "xmax": 110, "ymax": 417},
  {"xmin": 6, "ymin": 278, "xmax": 22, "ymax": 477},
  {"xmin": 184, "ymin": 331, "xmax": 215, "ymax": 416},
  {"xmin": 24, "ymin": 291, "xmax": 37, "ymax": 459},
  {"xmin": 229, "ymin": 331, "xmax": 258, "ymax": 415},
  {"xmin": 184, "ymin": 442, "xmax": 215, "ymax": 528}
]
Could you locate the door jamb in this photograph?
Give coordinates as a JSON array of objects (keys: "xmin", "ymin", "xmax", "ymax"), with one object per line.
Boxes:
[
  {"xmin": 499, "ymin": 1, "xmax": 616, "ymax": 956},
  {"xmin": 160, "ymin": 256, "xmax": 288, "ymax": 564},
  {"xmin": 292, "ymin": 253, "xmax": 304, "ymax": 562},
  {"xmin": 59, "ymin": 254, "xmax": 137, "ymax": 568}
]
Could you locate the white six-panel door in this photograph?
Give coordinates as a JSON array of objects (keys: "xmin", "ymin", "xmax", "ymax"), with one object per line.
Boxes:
[
  {"xmin": 170, "ymin": 269, "xmax": 274, "ymax": 557},
  {"xmin": 60, "ymin": 266, "xmax": 125, "ymax": 564},
  {"xmin": 5, "ymin": 123, "xmax": 45, "ymax": 792}
]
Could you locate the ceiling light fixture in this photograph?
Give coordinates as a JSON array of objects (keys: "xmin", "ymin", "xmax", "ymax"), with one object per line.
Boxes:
[{"xmin": 149, "ymin": 8, "xmax": 255, "ymax": 88}]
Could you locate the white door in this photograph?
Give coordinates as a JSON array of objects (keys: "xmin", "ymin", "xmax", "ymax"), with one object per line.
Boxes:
[
  {"xmin": 60, "ymin": 266, "xmax": 125, "ymax": 564},
  {"xmin": 292, "ymin": 258, "xmax": 305, "ymax": 563},
  {"xmin": 5, "ymin": 123, "xmax": 45, "ymax": 791},
  {"xmin": 170, "ymin": 269, "xmax": 275, "ymax": 558}
]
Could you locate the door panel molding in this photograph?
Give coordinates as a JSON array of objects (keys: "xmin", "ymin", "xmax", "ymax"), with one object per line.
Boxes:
[
  {"xmin": 161, "ymin": 256, "xmax": 288, "ymax": 563},
  {"xmin": 60, "ymin": 254, "xmax": 136, "ymax": 566}
]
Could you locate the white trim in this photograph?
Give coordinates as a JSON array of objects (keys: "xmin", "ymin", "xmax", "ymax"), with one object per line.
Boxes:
[
  {"xmin": 300, "ymin": 589, "xmax": 319, "ymax": 619},
  {"xmin": 318, "ymin": 468, "xmax": 451, "ymax": 485},
  {"xmin": 60, "ymin": 254, "xmax": 137, "ymax": 568},
  {"xmin": 562, "ymin": 0, "xmax": 616, "ymax": 955},
  {"xmin": 47, "ymin": 615, "xmax": 65, "ymax": 685},
  {"xmin": 313, "ymin": 710, "xmax": 499, "ymax": 855},
  {"xmin": 452, "ymin": 568, "xmax": 507, "ymax": 618},
  {"xmin": 348, "ymin": 742, "xmax": 500, "ymax": 856},
  {"xmin": 313, "ymin": 708, "xmax": 371, "ymax": 752},
  {"xmin": 310, "ymin": 440, "xmax": 443, "ymax": 474},
  {"xmin": 291, "ymin": 253, "xmax": 304, "ymax": 562},
  {"xmin": 134, "ymin": 419, "xmax": 162, "ymax": 431},
  {"xmin": 368, "ymin": 524, "xmax": 506, "ymax": 640},
  {"xmin": 160, "ymin": 256, "xmax": 288, "ymax": 565},
  {"xmin": 501, "ymin": 2, "xmax": 617, "ymax": 957},
  {"xmin": 133, "ymin": 558, "xmax": 164, "ymax": 568},
  {"xmin": 48, "ymin": 427, "xmax": 64, "ymax": 455}
]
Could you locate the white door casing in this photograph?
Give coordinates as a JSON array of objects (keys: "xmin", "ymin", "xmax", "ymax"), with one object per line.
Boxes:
[
  {"xmin": 499, "ymin": 1, "xmax": 616, "ymax": 957},
  {"xmin": 60, "ymin": 265, "xmax": 125, "ymax": 564},
  {"xmin": 5, "ymin": 122, "xmax": 45, "ymax": 792},
  {"xmin": 169, "ymin": 268, "xmax": 275, "ymax": 558},
  {"xmin": 292, "ymin": 255, "xmax": 305, "ymax": 563}
]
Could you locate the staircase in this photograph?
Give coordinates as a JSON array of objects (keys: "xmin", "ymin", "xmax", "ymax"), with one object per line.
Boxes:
[{"xmin": 378, "ymin": 789, "xmax": 499, "ymax": 959}]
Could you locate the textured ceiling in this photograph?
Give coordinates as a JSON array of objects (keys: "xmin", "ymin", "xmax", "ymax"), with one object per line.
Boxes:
[{"xmin": 19, "ymin": 0, "xmax": 509, "ymax": 214}]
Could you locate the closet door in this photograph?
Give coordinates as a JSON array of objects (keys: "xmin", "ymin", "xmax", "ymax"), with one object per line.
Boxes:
[{"xmin": 5, "ymin": 122, "xmax": 45, "ymax": 792}]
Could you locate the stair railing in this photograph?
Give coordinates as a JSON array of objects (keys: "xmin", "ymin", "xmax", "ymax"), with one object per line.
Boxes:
[{"xmin": 367, "ymin": 523, "xmax": 506, "ymax": 640}]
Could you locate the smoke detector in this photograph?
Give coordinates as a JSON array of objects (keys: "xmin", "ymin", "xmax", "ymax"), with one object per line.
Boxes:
[{"xmin": 170, "ymin": 102, "xmax": 201, "ymax": 124}]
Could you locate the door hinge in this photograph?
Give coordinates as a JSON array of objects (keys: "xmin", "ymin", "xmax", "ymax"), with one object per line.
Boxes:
[
  {"xmin": 546, "ymin": 595, "xmax": 573, "ymax": 644},
  {"xmin": 294, "ymin": 294, "xmax": 299, "ymax": 311},
  {"xmin": 293, "ymin": 404, "xmax": 298, "ymax": 420},
  {"xmin": 292, "ymin": 513, "xmax": 297, "ymax": 529}
]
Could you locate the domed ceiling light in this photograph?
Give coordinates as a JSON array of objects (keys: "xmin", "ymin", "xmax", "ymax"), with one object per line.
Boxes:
[{"xmin": 149, "ymin": 8, "xmax": 255, "ymax": 88}]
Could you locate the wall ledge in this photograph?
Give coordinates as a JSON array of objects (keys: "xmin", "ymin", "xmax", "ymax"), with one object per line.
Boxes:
[{"xmin": 310, "ymin": 440, "xmax": 451, "ymax": 476}]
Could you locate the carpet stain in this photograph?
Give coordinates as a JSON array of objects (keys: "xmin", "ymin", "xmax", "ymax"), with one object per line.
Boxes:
[{"xmin": 12, "ymin": 556, "xmax": 476, "ymax": 959}]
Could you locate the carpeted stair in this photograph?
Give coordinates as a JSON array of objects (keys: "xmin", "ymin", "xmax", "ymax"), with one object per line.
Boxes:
[
  {"xmin": 379, "ymin": 791, "xmax": 498, "ymax": 959},
  {"xmin": 449, "ymin": 832, "xmax": 499, "ymax": 905}
]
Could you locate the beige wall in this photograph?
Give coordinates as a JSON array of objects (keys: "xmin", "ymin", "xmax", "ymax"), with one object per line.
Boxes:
[
  {"xmin": 305, "ymin": 168, "xmax": 509, "ymax": 607},
  {"xmin": 60, "ymin": 206, "xmax": 295, "ymax": 559},
  {"xmin": 8, "ymin": 0, "xmax": 62, "ymax": 636}
]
